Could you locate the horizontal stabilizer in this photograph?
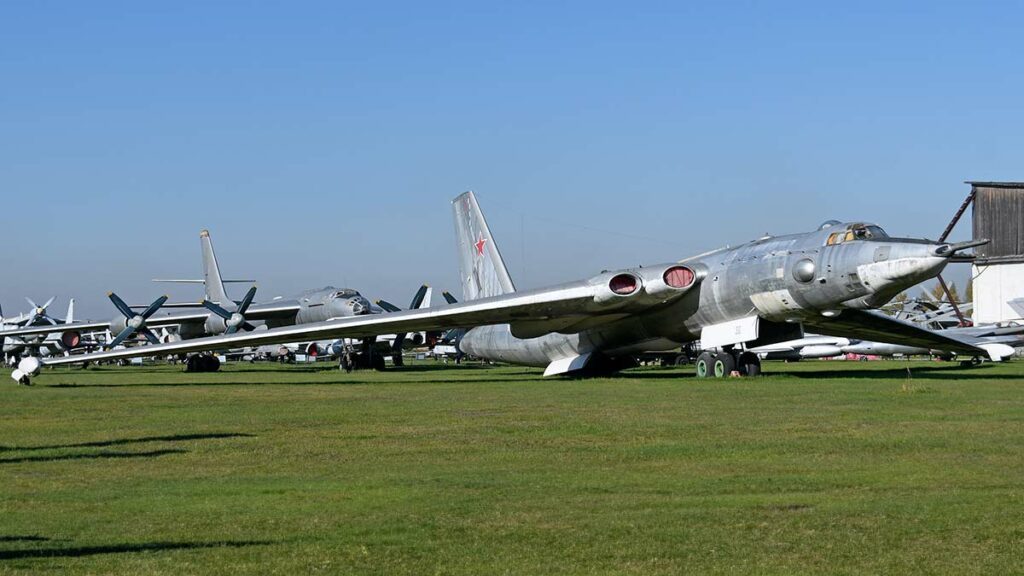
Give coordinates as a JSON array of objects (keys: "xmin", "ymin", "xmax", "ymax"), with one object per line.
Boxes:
[
  {"xmin": 130, "ymin": 301, "xmax": 208, "ymax": 309},
  {"xmin": 152, "ymin": 279, "xmax": 256, "ymax": 284}
]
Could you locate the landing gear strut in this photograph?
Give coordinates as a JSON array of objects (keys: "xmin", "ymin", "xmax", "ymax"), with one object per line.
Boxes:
[{"xmin": 338, "ymin": 339, "xmax": 387, "ymax": 372}]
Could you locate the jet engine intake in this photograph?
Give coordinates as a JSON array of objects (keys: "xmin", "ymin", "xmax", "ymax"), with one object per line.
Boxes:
[
  {"xmin": 637, "ymin": 264, "xmax": 703, "ymax": 301},
  {"xmin": 593, "ymin": 272, "xmax": 642, "ymax": 305},
  {"xmin": 59, "ymin": 331, "xmax": 82, "ymax": 350}
]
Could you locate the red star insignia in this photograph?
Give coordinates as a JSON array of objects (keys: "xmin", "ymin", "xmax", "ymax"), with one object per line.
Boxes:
[{"xmin": 475, "ymin": 236, "xmax": 487, "ymax": 256}]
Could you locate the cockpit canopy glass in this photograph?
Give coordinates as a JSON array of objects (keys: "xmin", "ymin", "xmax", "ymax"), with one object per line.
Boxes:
[
  {"xmin": 331, "ymin": 289, "xmax": 360, "ymax": 299},
  {"xmin": 825, "ymin": 223, "xmax": 889, "ymax": 245}
]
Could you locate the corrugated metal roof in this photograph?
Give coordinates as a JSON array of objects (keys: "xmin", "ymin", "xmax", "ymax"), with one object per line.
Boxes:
[{"xmin": 966, "ymin": 181, "xmax": 1024, "ymax": 188}]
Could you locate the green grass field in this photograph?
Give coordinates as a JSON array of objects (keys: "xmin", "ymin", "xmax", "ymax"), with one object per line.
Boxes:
[{"xmin": 0, "ymin": 359, "xmax": 1022, "ymax": 575}]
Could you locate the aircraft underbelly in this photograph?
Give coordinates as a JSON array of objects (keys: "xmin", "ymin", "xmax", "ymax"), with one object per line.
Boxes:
[{"xmin": 460, "ymin": 318, "xmax": 685, "ymax": 368}]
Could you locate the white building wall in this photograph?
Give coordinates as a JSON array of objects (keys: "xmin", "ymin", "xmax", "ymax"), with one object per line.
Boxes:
[{"xmin": 972, "ymin": 262, "xmax": 1024, "ymax": 324}]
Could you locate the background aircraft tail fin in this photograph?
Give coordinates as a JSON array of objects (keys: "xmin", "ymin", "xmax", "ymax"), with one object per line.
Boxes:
[
  {"xmin": 1009, "ymin": 298, "xmax": 1024, "ymax": 319},
  {"xmin": 66, "ymin": 299, "xmax": 75, "ymax": 324},
  {"xmin": 452, "ymin": 191, "xmax": 516, "ymax": 301},
  {"xmin": 200, "ymin": 229, "xmax": 231, "ymax": 305}
]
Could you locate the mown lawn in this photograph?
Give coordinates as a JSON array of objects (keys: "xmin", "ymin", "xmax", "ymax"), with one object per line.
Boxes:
[{"xmin": 0, "ymin": 359, "xmax": 1022, "ymax": 574}]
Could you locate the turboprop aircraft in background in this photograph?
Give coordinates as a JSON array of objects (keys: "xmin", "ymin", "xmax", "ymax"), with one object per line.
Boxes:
[
  {"xmin": 0, "ymin": 229, "xmax": 383, "ymax": 369},
  {"xmin": 12, "ymin": 191, "xmax": 998, "ymax": 384},
  {"xmin": 1, "ymin": 298, "xmax": 102, "ymax": 362}
]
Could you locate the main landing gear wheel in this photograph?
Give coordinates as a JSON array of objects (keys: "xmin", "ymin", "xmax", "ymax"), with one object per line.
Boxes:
[
  {"xmin": 185, "ymin": 354, "xmax": 221, "ymax": 373},
  {"xmin": 695, "ymin": 352, "xmax": 714, "ymax": 378},
  {"xmin": 713, "ymin": 352, "xmax": 736, "ymax": 378},
  {"xmin": 696, "ymin": 350, "xmax": 761, "ymax": 378},
  {"xmin": 738, "ymin": 351, "xmax": 761, "ymax": 377}
]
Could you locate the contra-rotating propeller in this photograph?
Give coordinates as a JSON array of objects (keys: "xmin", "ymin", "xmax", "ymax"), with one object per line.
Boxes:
[
  {"xmin": 107, "ymin": 292, "xmax": 168, "ymax": 348},
  {"xmin": 201, "ymin": 285, "xmax": 258, "ymax": 334},
  {"xmin": 23, "ymin": 296, "xmax": 56, "ymax": 326}
]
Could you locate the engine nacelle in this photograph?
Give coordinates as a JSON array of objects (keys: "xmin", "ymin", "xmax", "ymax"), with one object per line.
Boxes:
[
  {"xmin": 592, "ymin": 271, "xmax": 643, "ymax": 306},
  {"xmin": 305, "ymin": 343, "xmax": 320, "ymax": 357},
  {"xmin": 59, "ymin": 330, "xmax": 82, "ymax": 350},
  {"xmin": 204, "ymin": 315, "xmax": 229, "ymax": 335},
  {"xmin": 636, "ymin": 264, "xmax": 704, "ymax": 302},
  {"xmin": 590, "ymin": 263, "xmax": 705, "ymax": 307},
  {"xmin": 109, "ymin": 316, "xmax": 127, "ymax": 335}
]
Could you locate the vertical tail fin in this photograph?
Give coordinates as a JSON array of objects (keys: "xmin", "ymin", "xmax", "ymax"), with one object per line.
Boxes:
[
  {"xmin": 452, "ymin": 191, "xmax": 515, "ymax": 301},
  {"xmin": 200, "ymin": 229, "xmax": 230, "ymax": 305},
  {"xmin": 66, "ymin": 299, "xmax": 75, "ymax": 324}
]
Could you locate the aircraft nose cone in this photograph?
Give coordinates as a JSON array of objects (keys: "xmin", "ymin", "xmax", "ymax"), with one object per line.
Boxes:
[
  {"xmin": 350, "ymin": 298, "xmax": 371, "ymax": 315},
  {"xmin": 852, "ymin": 242, "xmax": 950, "ymax": 308}
]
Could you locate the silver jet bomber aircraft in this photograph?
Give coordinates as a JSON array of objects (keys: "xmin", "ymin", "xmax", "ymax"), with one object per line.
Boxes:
[{"xmin": 11, "ymin": 191, "xmax": 995, "ymax": 384}]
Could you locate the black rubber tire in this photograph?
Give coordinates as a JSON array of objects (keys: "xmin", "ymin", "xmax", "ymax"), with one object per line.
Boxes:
[
  {"xmin": 674, "ymin": 354, "xmax": 690, "ymax": 366},
  {"xmin": 738, "ymin": 351, "xmax": 761, "ymax": 377},
  {"xmin": 713, "ymin": 352, "xmax": 736, "ymax": 378},
  {"xmin": 205, "ymin": 355, "xmax": 221, "ymax": 373},
  {"xmin": 373, "ymin": 354, "xmax": 386, "ymax": 371},
  {"xmin": 695, "ymin": 352, "xmax": 714, "ymax": 378}
]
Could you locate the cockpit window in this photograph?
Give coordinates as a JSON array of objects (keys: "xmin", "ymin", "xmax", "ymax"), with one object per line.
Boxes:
[
  {"xmin": 825, "ymin": 224, "xmax": 888, "ymax": 246},
  {"xmin": 332, "ymin": 289, "xmax": 360, "ymax": 299},
  {"xmin": 866, "ymin": 225, "xmax": 888, "ymax": 239}
]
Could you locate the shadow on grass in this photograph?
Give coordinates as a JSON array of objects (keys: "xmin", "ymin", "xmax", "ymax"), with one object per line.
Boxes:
[
  {"xmin": 0, "ymin": 539, "xmax": 272, "ymax": 560},
  {"xmin": 46, "ymin": 377, "xmax": 539, "ymax": 388},
  {"xmin": 0, "ymin": 449, "xmax": 186, "ymax": 465},
  {"xmin": 0, "ymin": 432, "xmax": 254, "ymax": 453},
  {"xmin": 0, "ymin": 536, "xmax": 51, "ymax": 543},
  {"xmin": 771, "ymin": 365, "xmax": 1015, "ymax": 380}
]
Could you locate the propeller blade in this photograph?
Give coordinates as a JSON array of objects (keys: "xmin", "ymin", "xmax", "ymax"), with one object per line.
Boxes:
[
  {"xmin": 42, "ymin": 296, "xmax": 56, "ymax": 310},
  {"xmin": 25, "ymin": 297, "xmax": 38, "ymax": 309},
  {"xmin": 236, "ymin": 285, "xmax": 258, "ymax": 314},
  {"xmin": 139, "ymin": 295, "xmax": 169, "ymax": 319},
  {"xmin": 106, "ymin": 326, "xmax": 137, "ymax": 349},
  {"xmin": 441, "ymin": 291, "xmax": 458, "ymax": 305},
  {"xmin": 375, "ymin": 300, "xmax": 402, "ymax": 313},
  {"xmin": 409, "ymin": 285, "xmax": 429, "ymax": 309},
  {"xmin": 201, "ymin": 300, "xmax": 234, "ymax": 320},
  {"xmin": 240, "ymin": 322, "xmax": 256, "ymax": 332},
  {"xmin": 140, "ymin": 328, "xmax": 160, "ymax": 345},
  {"xmin": 107, "ymin": 292, "xmax": 136, "ymax": 318}
]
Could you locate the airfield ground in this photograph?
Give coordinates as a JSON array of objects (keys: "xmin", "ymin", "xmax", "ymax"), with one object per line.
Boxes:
[{"xmin": 0, "ymin": 359, "xmax": 1021, "ymax": 575}]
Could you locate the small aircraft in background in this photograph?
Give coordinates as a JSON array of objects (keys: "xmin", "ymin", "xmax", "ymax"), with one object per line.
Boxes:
[{"xmin": 0, "ymin": 229, "xmax": 388, "ymax": 371}]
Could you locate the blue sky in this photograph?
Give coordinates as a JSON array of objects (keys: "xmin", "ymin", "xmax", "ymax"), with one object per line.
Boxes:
[{"xmin": 1, "ymin": 1, "xmax": 1020, "ymax": 318}]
